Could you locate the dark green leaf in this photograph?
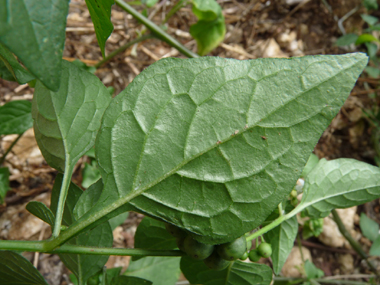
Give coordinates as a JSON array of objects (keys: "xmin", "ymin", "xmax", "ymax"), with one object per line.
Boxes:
[
  {"xmin": 0, "ymin": 43, "xmax": 34, "ymax": 84},
  {"xmin": 301, "ymin": 154, "xmax": 319, "ymax": 178},
  {"xmin": 304, "ymin": 260, "xmax": 324, "ymax": 279},
  {"xmin": 85, "ymin": 0, "xmax": 114, "ymax": 57},
  {"xmin": 370, "ymin": 235, "xmax": 380, "ymax": 256},
  {"xmin": 0, "ymin": 167, "xmax": 9, "ymax": 204},
  {"xmin": 356, "ymin": 33, "xmax": 379, "ymax": 45},
  {"xmin": 50, "ymin": 173, "xmax": 83, "ymax": 226},
  {"xmin": 133, "ymin": 217, "xmax": 177, "ymax": 261},
  {"xmin": 264, "ymin": 215, "xmax": 298, "ymax": 274},
  {"xmin": 59, "ymin": 179, "xmax": 113, "ymax": 284},
  {"xmin": 113, "ymin": 276, "xmax": 152, "ymax": 285},
  {"xmin": 26, "ymin": 201, "xmax": 55, "ymax": 227},
  {"xmin": 190, "ymin": 16, "xmax": 226, "ymax": 56},
  {"xmin": 32, "ymin": 60, "xmax": 112, "ymax": 172},
  {"xmin": 90, "ymin": 54, "xmax": 367, "ymax": 244},
  {"xmin": 0, "ymin": 0, "xmax": 69, "ymax": 91},
  {"xmin": 0, "ymin": 250, "xmax": 49, "ymax": 285},
  {"xmin": 363, "ymin": 0, "xmax": 378, "ymax": 10},
  {"xmin": 124, "ymin": 256, "xmax": 180, "ymax": 285},
  {"xmin": 335, "ymin": 34, "xmax": 358, "ymax": 46},
  {"xmin": 181, "ymin": 256, "xmax": 273, "ymax": 285},
  {"xmin": 0, "ymin": 100, "xmax": 32, "ymax": 135},
  {"xmin": 301, "ymin": 158, "xmax": 380, "ymax": 218},
  {"xmin": 360, "ymin": 213, "xmax": 379, "ymax": 242},
  {"xmin": 82, "ymin": 161, "xmax": 101, "ymax": 188},
  {"xmin": 361, "ymin": 14, "xmax": 379, "ymax": 26}
]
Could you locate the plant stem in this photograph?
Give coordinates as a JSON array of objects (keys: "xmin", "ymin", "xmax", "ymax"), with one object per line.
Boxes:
[
  {"xmin": 246, "ymin": 213, "xmax": 288, "ymax": 242},
  {"xmin": 331, "ymin": 209, "xmax": 380, "ymax": 277},
  {"xmin": 51, "ymin": 163, "xmax": 74, "ymax": 238},
  {"xmin": 0, "ymin": 240, "xmax": 185, "ymax": 257},
  {"xmin": 0, "ymin": 133, "xmax": 23, "ymax": 165},
  {"xmin": 94, "ymin": 34, "xmax": 154, "ymax": 69},
  {"xmin": 115, "ymin": 0, "xmax": 199, "ymax": 58}
]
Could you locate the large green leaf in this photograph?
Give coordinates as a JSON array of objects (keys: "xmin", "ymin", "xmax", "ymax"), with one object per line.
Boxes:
[
  {"xmin": 0, "ymin": 250, "xmax": 49, "ymax": 285},
  {"xmin": 26, "ymin": 201, "xmax": 55, "ymax": 227},
  {"xmin": 181, "ymin": 256, "xmax": 273, "ymax": 285},
  {"xmin": 32, "ymin": 60, "xmax": 112, "ymax": 172},
  {"xmin": 133, "ymin": 216, "xmax": 177, "ymax": 260},
  {"xmin": 0, "ymin": 100, "xmax": 33, "ymax": 135},
  {"xmin": 301, "ymin": 158, "xmax": 380, "ymax": 218},
  {"xmin": 0, "ymin": 167, "xmax": 9, "ymax": 204},
  {"xmin": 124, "ymin": 256, "xmax": 181, "ymax": 285},
  {"xmin": 264, "ymin": 215, "xmax": 298, "ymax": 274},
  {"xmin": 0, "ymin": 43, "xmax": 34, "ymax": 84},
  {"xmin": 87, "ymin": 54, "xmax": 367, "ymax": 245},
  {"xmin": 57, "ymin": 178, "xmax": 113, "ymax": 284},
  {"xmin": 85, "ymin": 0, "xmax": 114, "ymax": 58},
  {"xmin": 0, "ymin": 0, "xmax": 68, "ymax": 91}
]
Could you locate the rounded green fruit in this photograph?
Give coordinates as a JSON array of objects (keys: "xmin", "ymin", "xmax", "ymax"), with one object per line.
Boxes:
[
  {"xmin": 183, "ymin": 236, "xmax": 214, "ymax": 260},
  {"xmin": 257, "ymin": 242, "xmax": 272, "ymax": 258},
  {"xmin": 240, "ymin": 251, "xmax": 249, "ymax": 260},
  {"xmin": 248, "ymin": 249, "xmax": 261, "ymax": 262},
  {"xmin": 217, "ymin": 236, "xmax": 247, "ymax": 261},
  {"xmin": 165, "ymin": 223, "xmax": 186, "ymax": 238},
  {"xmin": 204, "ymin": 251, "xmax": 231, "ymax": 271}
]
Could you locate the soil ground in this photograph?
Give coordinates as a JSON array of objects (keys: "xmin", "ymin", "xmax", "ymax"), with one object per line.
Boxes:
[{"xmin": 1, "ymin": 0, "xmax": 380, "ymax": 284}]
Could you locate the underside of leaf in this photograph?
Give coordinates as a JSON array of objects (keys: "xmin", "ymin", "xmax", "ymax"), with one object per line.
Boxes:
[{"xmin": 93, "ymin": 54, "xmax": 368, "ymax": 244}]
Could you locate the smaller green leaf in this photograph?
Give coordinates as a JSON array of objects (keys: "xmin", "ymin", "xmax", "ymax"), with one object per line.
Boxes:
[
  {"xmin": 360, "ymin": 213, "xmax": 379, "ymax": 242},
  {"xmin": 356, "ymin": 33, "xmax": 379, "ymax": 45},
  {"xmin": 108, "ymin": 212, "xmax": 129, "ymax": 230},
  {"xmin": 366, "ymin": 23, "xmax": 380, "ymax": 31},
  {"xmin": 0, "ymin": 43, "xmax": 34, "ymax": 84},
  {"xmin": 0, "ymin": 100, "xmax": 32, "ymax": 135},
  {"xmin": 264, "ymin": 215, "xmax": 298, "ymax": 274},
  {"xmin": 365, "ymin": 42, "xmax": 378, "ymax": 58},
  {"xmin": 142, "ymin": 0, "xmax": 158, "ymax": 8},
  {"xmin": 302, "ymin": 218, "xmax": 324, "ymax": 240},
  {"xmin": 133, "ymin": 217, "xmax": 177, "ymax": 261},
  {"xmin": 26, "ymin": 201, "xmax": 55, "ymax": 227},
  {"xmin": 86, "ymin": 267, "xmax": 122, "ymax": 285},
  {"xmin": 71, "ymin": 59, "xmax": 96, "ymax": 74},
  {"xmin": 82, "ymin": 161, "xmax": 101, "ymax": 188},
  {"xmin": 365, "ymin": 66, "xmax": 380, "ymax": 77},
  {"xmin": 112, "ymin": 276, "xmax": 152, "ymax": 285},
  {"xmin": 125, "ymin": 256, "xmax": 181, "ymax": 285},
  {"xmin": 363, "ymin": 0, "xmax": 378, "ymax": 10},
  {"xmin": 300, "ymin": 158, "xmax": 380, "ymax": 218},
  {"xmin": 181, "ymin": 256, "xmax": 273, "ymax": 285},
  {"xmin": 370, "ymin": 235, "xmax": 380, "ymax": 256},
  {"xmin": 190, "ymin": 15, "xmax": 225, "ymax": 55},
  {"xmin": 192, "ymin": 0, "xmax": 221, "ymax": 21},
  {"xmin": 85, "ymin": 0, "xmax": 114, "ymax": 57},
  {"xmin": 304, "ymin": 260, "xmax": 324, "ymax": 280},
  {"xmin": 0, "ymin": 250, "xmax": 49, "ymax": 285},
  {"xmin": 301, "ymin": 154, "xmax": 319, "ymax": 178},
  {"xmin": 361, "ymin": 14, "xmax": 379, "ymax": 26},
  {"xmin": 335, "ymin": 34, "xmax": 358, "ymax": 46},
  {"xmin": 0, "ymin": 167, "xmax": 10, "ymax": 204}
]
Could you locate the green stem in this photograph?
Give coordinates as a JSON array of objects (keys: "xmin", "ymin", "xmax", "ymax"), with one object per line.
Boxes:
[
  {"xmin": 246, "ymin": 213, "xmax": 288, "ymax": 242},
  {"xmin": 0, "ymin": 133, "xmax": 23, "ymax": 165},
  {"xmin": 0, "ymin": 240, "xmax": 184, "ymax": 257},
  {"xmin": 278, "ymin": 202, "xmax": 283, "ymax": 217},
  {"xmin": 115, "ymin": 0, "xmax": 199, "ymax": 58},
  {"xmin": 51, "ymin": 163, "xmax": 74, "ymax": 238},
  {"xmin": 101, "ymin": 266, "xmax": 106, "ymax": 285},
  {"xmin": 94, "ymin": 34, "xmax": 154, "ymax": 69},
  {"xmin": 331, "ymin": 209, "xmax": 380, "ymax": 277}
]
